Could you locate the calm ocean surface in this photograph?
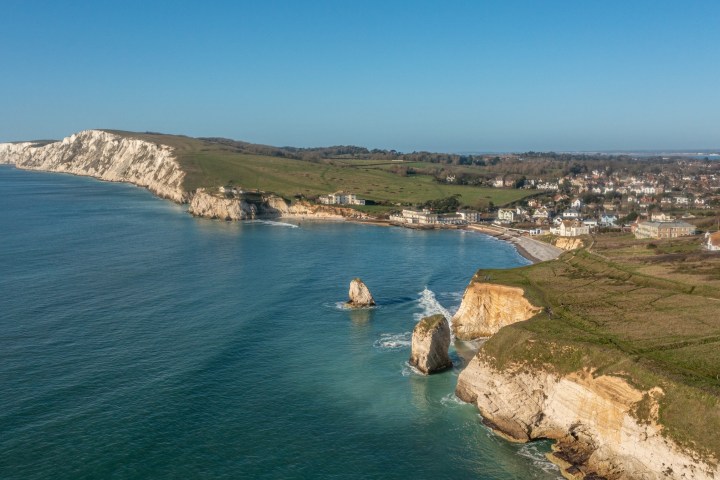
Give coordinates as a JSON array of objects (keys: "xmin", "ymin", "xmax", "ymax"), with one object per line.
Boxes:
[{"xmin": 0, "ymin": 166, "xmax": 560, "ymax": 479}]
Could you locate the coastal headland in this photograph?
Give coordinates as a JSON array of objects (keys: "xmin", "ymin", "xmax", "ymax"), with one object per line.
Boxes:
[
  {"xmin": 454, "ymin": 234, "xmax": 720, "ymax": 479},
  {"xmin": 2, "ymin": 129, "xmax": 718, "ymax": 479}
]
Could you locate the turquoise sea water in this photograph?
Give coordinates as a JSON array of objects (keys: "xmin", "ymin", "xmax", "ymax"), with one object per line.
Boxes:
[{"xmin": 0, "ymin": 166, "xmax": 560, "ymax": 479}]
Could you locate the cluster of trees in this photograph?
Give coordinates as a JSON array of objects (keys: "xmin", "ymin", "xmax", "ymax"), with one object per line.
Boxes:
[{"xmin": 419, "ymin": 195, "xmax": 461, "ymax": 213}]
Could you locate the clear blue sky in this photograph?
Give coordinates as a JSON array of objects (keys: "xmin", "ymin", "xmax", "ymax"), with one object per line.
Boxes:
[{"xmin": 1, "ymin": 0, "xmax": 718, "ymax": 151}]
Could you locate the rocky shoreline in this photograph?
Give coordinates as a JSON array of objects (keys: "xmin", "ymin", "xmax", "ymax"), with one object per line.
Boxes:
[{"xmin": 451, "ymin": 277, "xmax": 719, "ymax": 480}]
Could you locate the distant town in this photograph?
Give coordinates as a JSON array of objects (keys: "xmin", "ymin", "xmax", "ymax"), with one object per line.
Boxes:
[{"xmin": 302, "ymin": 156, "xmax": 720, "ymax": 250}]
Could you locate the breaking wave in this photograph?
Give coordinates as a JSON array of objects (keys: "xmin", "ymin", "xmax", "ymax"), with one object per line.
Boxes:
[
  {"xmin": 401, "ymin": 361, "xmax": 423, "ymax": 377},
  {"xmin": 414, "ymin": 287, "xmax": 454, "ymax": 324},
  {"xmin": 440, "ymin": 393, "xmax": 466, "ymax": 408},
  {"xmin": 373, "ymin": 332, "xmax": 412, "ymax": 350},
  {"xmin": 516, "ymin": 443, "xmax": 561, "ymax": 475},
  {"xmin": 251, "ymin": 220, "xmax": 299, "ymax": 228}
]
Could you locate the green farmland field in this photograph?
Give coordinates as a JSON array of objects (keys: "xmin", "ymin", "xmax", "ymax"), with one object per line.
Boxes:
[
  {"xmin": 477, "ymin": 233, "xmax": 720, "ymax": 459},
  {"xmin": 106, "ymin": 130, "xmax": 531, "ymax": 208}
]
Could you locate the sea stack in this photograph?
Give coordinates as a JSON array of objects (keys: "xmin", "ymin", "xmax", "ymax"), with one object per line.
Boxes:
[
  {"xmin": 347, "ymin": 278, "xmax": 375, "ymax": 307},
  {"xmin": 409, "ymin": 314, "xmax": 452, "ymax": 374}
]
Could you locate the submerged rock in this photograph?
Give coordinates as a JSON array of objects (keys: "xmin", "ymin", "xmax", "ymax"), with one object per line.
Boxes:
[
  {"xmin": 347, "ymin": 278, "xmax": 375, "ymax": 307},
  {"xmin": 409, "ymin": 314, "xmax": 452, "ymax": 374}
]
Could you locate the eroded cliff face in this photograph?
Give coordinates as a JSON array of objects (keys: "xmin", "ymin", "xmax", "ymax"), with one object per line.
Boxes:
[
  {"xmin": 555, "ymin": 237, "xmax": 584, "ymax": 251},
  {"xmin": 451, "ymin": 282, "xmax": 541, "ymax": 340},
  {"xmin": 456, "ymin": 357, "xmax": 717, "ymax": 480},
  {"xmin": 188, "ymin": 189, "xmax": 257, "ymax": 220},
  {"xmin": 0, "ymin": 130, "xmax": 376, "ymax": 222},
  {"xmin": 187, "ymin": 190, "xmax": 370, "ymax": 221},
  {"xmin": 0, "ymin": 130, "xmax": 186, "ymax": 202}
]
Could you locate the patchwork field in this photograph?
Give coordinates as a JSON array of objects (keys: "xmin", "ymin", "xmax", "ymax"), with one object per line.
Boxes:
[{"xmin": 476, "ymin": 233, "xmax": 720, "ymax": 458}]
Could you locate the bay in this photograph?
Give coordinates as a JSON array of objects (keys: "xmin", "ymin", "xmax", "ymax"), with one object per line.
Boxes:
[{"xmin": 0, "ymin": 166, "xmax": 560, "ymax": 479}]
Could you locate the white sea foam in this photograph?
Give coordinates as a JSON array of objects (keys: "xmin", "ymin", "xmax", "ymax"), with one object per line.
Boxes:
[
  {"xmin": 332, "ymin": 301, "xmax": 377, "ymax": 311},
  {"xmin": 414, "ymin": 287, "xmax": 454, "ymax": 324},
  {"xmin": 252, "ymin": 219, "xmax": 299, "ymax": 228},
  {"xmin": 516, "ymin": 443, "xmax": 561, "ymax": 475},
  {"xmin": 401, "ymin": 361, "xmax": 423, "ymax": 377},
  {"xmin": 374, "ymin": 332, "xmax": 412, "ymax": 350},
  {"xmin": 440, "ymin": 392, "xmax": 466, "ymax": 408}
]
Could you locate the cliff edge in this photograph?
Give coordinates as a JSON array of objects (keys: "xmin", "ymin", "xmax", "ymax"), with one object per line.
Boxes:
[
  {"xmin": 452, "ymin": 252, "xmax": 720, "ymax": 480},
  {"xmin": 456, "ymin": 357, "xmax": 716, "ymax": 479},
  {"xmin": 451, "ymin": 281, "xmax": 541, "ymax": 340},
  {"xmin": 0, "ymin": 130, "xmax": 186, "ymax": 202}
]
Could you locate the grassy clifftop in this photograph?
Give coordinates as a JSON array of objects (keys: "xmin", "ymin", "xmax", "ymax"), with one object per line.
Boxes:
[
  {"xmin": 104, "ymin": 130, "xmax": 530, "ymax": 210},
  {"xmin": 476, "ymin": 233, "xmax": 720, "ymax": 459}
]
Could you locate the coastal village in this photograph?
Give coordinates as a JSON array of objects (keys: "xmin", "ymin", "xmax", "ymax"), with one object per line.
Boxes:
[{"xmin": 303, "ymin": 158, "xmax": 720, "ymax": 251}]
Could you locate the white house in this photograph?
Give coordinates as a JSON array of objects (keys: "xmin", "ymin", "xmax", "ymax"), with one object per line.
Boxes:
[
  {"xmin": 562, "ymin": 209, "xmax": 581, "ymax": 219},
  {"xmin": 497, "ymin": 208, "xmax": 517, "ymax": 223},
  {"xmin": 642, "ymin": 186, "xmax": 657, "ymax": 195},
  {"xmin": 457, "ymin": 210, "xmax": 480, "ymax": 223},
  {"xmin": 651, "ymin": 212, "xmax": 674, "ymax": 222},
  {"xmin": 532, "ymin": 207, "xmax": 551, "ymax": 221},
  {"xmin": 319, "ymin": 191, "xmax": 366, "ymax": 206},
  {"xmin": 551, "ymin": 219, "xmax": 590, "ymax": 237},
  {"xmin": 706, "ymin": 232, "xmax": 720, "ymax": 251},
  {"xmin": 599, "ymin": 214, "xmax": 618, "ymax": 226},
  {"xmin": 537, "ymin": 182, "xmax": 559, "ymax": 191}
]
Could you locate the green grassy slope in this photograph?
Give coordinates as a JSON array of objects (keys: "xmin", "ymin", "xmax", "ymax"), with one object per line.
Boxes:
[
  {"xmin": 476, "ymin": 233, "xmax": 720, "ymax": 459},
  {"xmin": 104, "ymin": 130, "xmax": 530, "ymax": 208}
]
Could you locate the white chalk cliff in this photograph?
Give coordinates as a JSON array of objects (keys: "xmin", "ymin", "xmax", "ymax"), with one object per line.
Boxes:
[
  {"xmin": 0, "ymin": 130, "xmax": 186, "ymax": 202},
  {"xmin": 187, "ymin": 190, "xmax": 369, "ymax": 221},
  {"xmin": 0, "ymin": 130, "xmax": 373, "ymax": 222}
]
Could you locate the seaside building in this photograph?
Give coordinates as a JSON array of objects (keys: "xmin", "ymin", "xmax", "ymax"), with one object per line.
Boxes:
[
  {"xmin": 390, "ymin": 208, "xmax": 467, "ymax": 226},
  {"xmin": 457, "ymin": 210, "xmax": 480, "ymax": 223},
  {"xmin": 318, "ymin": 191, "xmax": 366, "ymax": 206},
  {"xmin": 497, "ymin": 208, "xmax": 517, "ymax": 223},
  {"xmin": 551, "ymin": 219, "xmax": 590, "ymax": 237},
  {"xmin": 633, "ymin": 221, "xmax": 696, "ymax": 239},
  {"xmin": 390, "ymin": 208, "xmax": 439, "ymax": 225}
]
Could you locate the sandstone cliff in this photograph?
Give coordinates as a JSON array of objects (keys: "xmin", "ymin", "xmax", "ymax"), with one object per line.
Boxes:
[
  {"xmin": 554, "ymin": 237, "xmax": 584, "ymax": 251},
  {"xmin": 409, "ymin": 314, "xmax": 452, "ymax": 374},
  {"xmin": 456, "ymin": 357, "xmax": 718, "ymax": 480},
  {"xmin": 0, "ymin": 130, "xmax": 186, "ymax": 202},
  {"xmin": 451, "ymin": 281, "xmax": 541, "ymax": 340}
]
